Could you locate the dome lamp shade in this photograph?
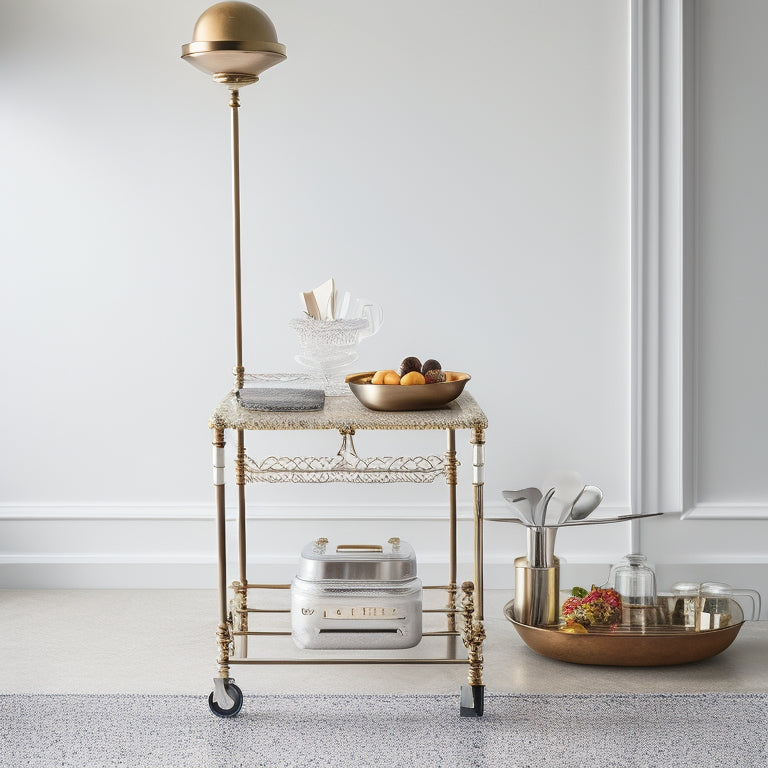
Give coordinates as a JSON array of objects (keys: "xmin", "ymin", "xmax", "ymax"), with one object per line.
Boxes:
[{"xmin": 181, "ymin": 1, "xmax": 286, "ymax": 85}]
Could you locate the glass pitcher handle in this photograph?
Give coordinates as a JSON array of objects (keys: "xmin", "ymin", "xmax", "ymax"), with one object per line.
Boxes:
[
  {"xmin": 358, "ymin": 303, "xmax": 383, "ymax": 339},
  {"xmin": 730, "ymin": 589, "xmax": 761, "ymax": 621}
]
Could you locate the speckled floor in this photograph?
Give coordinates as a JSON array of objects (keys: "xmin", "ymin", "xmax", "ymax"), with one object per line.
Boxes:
[
  {"xmin": 2, "ymin": 692, "xmax": 767, "ymax": 768},
  {"xmin": 0, "ymin": 589, "xmax": 766, "ymax": 696}
]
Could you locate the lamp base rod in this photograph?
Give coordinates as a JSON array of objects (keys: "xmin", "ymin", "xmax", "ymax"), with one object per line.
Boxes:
[{"xmin": 229, "ymin": 87, "xmax": 245, "ymax": 390}]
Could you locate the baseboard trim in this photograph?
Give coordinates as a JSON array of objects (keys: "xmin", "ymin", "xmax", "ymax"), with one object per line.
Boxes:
[
  {"xmin": 0, "ymin": 503, "xmax": 628, "ymax": 590},
  {"xmin": 0, "ymin": 557, "xmax": 613, "ymax": 591}
]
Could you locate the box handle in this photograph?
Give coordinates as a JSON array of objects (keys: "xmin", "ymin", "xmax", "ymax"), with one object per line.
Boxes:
[{"xmin": 335, "ymin": 544, "xmax": 383, "ymax": 553}]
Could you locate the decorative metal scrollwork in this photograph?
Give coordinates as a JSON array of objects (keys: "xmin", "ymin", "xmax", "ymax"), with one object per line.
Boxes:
[
  {"xmin": 243, "ymin": 431, "xmax": 446, "ymax": 483},
  {"xmin": 243, "ymin": 453, "xmax": 446, "ymax": 483}
]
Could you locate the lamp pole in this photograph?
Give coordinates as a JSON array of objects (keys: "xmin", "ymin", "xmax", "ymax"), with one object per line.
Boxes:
[
  {"xmin": 229, "ymin": 86, "xmax": 245, "ymax": 390},
  {"xmin": 182, "ymin": 1, "xmax": 286, "ymax": 717}
]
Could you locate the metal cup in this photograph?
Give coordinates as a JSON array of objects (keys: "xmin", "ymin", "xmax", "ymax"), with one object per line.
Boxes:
[{"xmin": 514, "ymin": 555, "xmax": 560, "ymax": 626}]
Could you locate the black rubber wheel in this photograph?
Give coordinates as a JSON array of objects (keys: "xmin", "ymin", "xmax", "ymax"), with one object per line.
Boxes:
[{"xmin": 208, "ymin": 682, "xmax": 244, "ymax": 718}]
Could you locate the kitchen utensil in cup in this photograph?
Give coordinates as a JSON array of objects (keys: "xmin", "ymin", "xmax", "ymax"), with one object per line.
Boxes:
[
  {"xmin": 557, "ymin": 485, "xmax": 603, "ymax": 525},
  {"xmin": 527, "ymin": 526, "xmax": 557, "ymax": 568},
  {"xmin": 502, "ymin": 488, "xmax": 542, "ymax": 527},
  {"xmin": 534, "ymin": 487, "xmax": 556, "ymax": 527}
]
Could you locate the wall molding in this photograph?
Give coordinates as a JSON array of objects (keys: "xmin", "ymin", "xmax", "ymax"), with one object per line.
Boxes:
[
  {"xmin": 681, "ymin": 504, "xmax": 768, "ymax": 521},
  {"xmin": 2, "ymin": 549, "xmax": 764, "ymax": 597},
  {"xmin": 0, "ymin": 502, "xmax": 635, "ymax": 522},
  {"xmin": 631, "ymin": 0, "xmax": 687, "ymax": 529},
  {"xmin": 0, "ymin": 503, "xmax": 483, "ymax": 522},
  {"xmin": 632, "ymin": 1, "xmax": 768, "ymax": 522},
  {"xmin": 0, "ymin": 503, "xmax": 632, "ymax": 588}
]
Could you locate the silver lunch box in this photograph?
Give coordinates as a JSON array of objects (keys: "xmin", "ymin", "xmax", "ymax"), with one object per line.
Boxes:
[{"xmin": 291, "ymin": 537, "xmax": 422, "ymax": 650}]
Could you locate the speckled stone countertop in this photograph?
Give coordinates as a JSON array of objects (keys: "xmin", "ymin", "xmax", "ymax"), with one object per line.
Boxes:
[{"xmin": 209, "ymin": 391, "xmax": 488, "ymax": 432}]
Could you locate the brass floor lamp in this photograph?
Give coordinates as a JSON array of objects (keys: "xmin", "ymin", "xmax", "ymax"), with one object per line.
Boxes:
[
  {"xmin": 182, "ymin": 0, "xmax": 286, "ymax": 391},
  {"xmin": 182, "ymin": 1, "xmax": 286, "ymax": 717}
]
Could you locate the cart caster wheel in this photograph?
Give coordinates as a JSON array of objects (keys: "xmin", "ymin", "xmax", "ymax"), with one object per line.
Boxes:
[
  {"xmin": 208, "ymin": 682, "xmax": 243, "ymax": 718},
  {"xmin": 460, "ymin": 684, "xmax": 484, "ymax": 717}
]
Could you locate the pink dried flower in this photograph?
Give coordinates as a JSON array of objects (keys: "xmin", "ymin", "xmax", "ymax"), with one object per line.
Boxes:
[{"xmin": 560, "ymin": 585, "xmax": 622, "ymax": 627}]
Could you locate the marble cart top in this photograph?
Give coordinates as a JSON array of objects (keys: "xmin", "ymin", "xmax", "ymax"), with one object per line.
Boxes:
[{"xmin": 209, "ymin": 390, "xmax": 488, "ymax": 432}]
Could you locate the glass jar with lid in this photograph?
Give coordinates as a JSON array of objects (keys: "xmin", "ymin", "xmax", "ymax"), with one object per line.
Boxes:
[{"xmin": 609, "ymin": 554, "xmax": 659, "ymax": 628}]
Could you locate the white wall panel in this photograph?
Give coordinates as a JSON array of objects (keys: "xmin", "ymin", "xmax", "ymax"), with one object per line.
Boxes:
[
  {"xmin": 693, "ymin": 0, "xmax": 768, "ymax": 505},
  {"xmin": 1, "ymin": 2, "xmax": 632, "ymax": 587},
  {"xmin": 631, "ymin": 0, "xmax": 768, "ymax": 617}
]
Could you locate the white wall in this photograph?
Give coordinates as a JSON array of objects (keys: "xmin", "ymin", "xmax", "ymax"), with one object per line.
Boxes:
[
  {"xmin": 630, "ymin": 0, "xmax": 768, "ymax": 618},
  {"xmin": 0, "ymin": 0, "xmax": 658, "ymax": 594}
]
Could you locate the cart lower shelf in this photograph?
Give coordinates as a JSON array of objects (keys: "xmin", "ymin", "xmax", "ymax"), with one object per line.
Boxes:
[{"xmin": 208, "ymin": 580, "xmax": 486, "ymax": 717}]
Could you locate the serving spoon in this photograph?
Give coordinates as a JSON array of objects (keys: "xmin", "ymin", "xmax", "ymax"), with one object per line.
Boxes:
[
  {"xmin": 502, "ymin": 487, "xmax": 542, "ymax": 526},
  {"xmin": 558, "ymin": 485, "xmax": 603, "ymax": 525}
]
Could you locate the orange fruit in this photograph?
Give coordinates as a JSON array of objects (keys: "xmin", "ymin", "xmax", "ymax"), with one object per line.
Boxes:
[
  {"xmin": 371, "ymin": 369, "xmax": 395, "ymax": 384},
  {"xmin": 383, "ymin": 371, "xmax": 401, "ymax": 385},
  {"xmin": 559, "ymin": 622, "xmax": 588, "ymax": 634},
  {"xmin": 400, "ymin": 371, "xmax": 426, "ymax": 386}
]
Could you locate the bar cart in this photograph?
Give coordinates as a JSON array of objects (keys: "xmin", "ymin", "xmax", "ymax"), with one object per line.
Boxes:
[
  {"xmin": 207, "ymin": 384, "xmax": 488, "ymax": 717},
  {"xmin": 180, "ymin": 2, "xmax": 487, "ymax": 718}
]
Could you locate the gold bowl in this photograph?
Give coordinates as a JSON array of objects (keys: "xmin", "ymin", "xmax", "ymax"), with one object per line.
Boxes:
[
  {"xmin": 345, "ymin": 371, "xmax": 470, "ymax": 411},
  {"xmin": 504, "ymin": 600, "xmax": 745, "ymax": 666}
]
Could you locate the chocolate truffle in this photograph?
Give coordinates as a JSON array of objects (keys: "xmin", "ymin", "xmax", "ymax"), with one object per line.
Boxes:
[
  {"xmin": 399, "ymin": 356, "xmax": 422, "ymax": 376},
  {"xmin": 421, "ymin": 359, "xmax": 442, "ymax": 375},
  {"xmin": 424, "ymin": 369, "xmax": 446, "ymax": 384}
]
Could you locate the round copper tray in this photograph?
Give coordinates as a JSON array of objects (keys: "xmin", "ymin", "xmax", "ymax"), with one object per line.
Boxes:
[
  {"xmin": 345, "ymin": 372, "xmax": 470, "ymax": 411},
  {"xmin": 504, "ymin": 601, "xmax": 744, "ymax": 666}
]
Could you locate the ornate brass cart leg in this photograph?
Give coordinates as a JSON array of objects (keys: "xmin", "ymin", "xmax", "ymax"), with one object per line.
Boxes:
[
  {"xmin": 231, "ymin": 580, "xmax": 248, "ymax": 658},
  {"xmin": 471, "ymin": 426, "xmax": 485, "ymax": 621},
  {"xmin": 213, "ymin": 429, "xmax": 233, "ymax": 684},
  {"xmin": 459, "ymin": 425, "xmax": 486, "ymax": 717},
  {"xmin": 445, "ymin": 429, "xmax": 459, "ymax": 635},
  {"xmin": 235, "ymin": 431, "xmax": 248, "ymax": 658},
  {"xmin": 460, "ymin": 581, "xmax": 486, "ymax": 716}
]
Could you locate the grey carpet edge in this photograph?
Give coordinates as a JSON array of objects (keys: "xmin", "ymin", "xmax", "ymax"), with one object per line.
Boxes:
[{"xmin": 3, "ymin": 691, "xmax": 766, "ymax": 701}]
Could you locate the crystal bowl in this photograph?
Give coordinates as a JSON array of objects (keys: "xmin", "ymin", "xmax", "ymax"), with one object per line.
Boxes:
[{"xmin": 289, "ymin": 317, "xmax": 369, "ymax": 366}]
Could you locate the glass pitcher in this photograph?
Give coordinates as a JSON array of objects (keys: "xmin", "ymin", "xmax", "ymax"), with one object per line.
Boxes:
[{"xmin": 671, "ymin": 581, "xmax": 761, "ymax": 630}]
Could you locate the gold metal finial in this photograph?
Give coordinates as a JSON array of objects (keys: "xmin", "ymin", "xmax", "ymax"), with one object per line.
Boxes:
[{"xmin": 181, "ymin": 1, "xmax": 286, "ymax": 85}]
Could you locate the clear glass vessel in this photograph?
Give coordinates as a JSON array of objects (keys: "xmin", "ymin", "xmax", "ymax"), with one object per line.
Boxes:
[
  {"xmin": 610, "ymin": 554, "xmax": 659, "ymax": 628},
  {"xmin": 672, "ymin": 581, "xmax": 761, "ymax": 629},
  {"xmin": 289, "ymin": 316, "xmax": 371, "ymax": 395}
]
